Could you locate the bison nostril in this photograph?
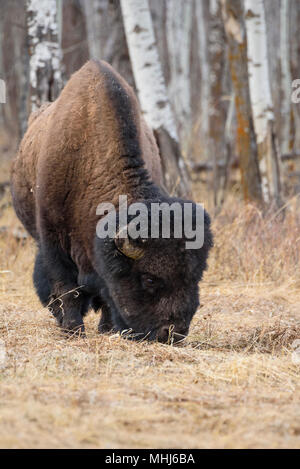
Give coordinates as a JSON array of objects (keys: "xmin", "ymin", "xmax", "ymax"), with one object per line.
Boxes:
[{"xmin": 157, "ymin": 325, "xmax": 174, "ymax": 343}]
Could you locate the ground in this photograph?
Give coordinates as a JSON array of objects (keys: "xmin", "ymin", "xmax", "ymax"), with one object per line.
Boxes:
[{"xmin": 0, "ymin": 152, "xmax": 299, "ymax": 449}]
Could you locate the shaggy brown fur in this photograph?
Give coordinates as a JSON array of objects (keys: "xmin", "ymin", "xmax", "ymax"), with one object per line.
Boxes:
[{"xmin": 12, "ymin": 60, "xmax": 163, "ymax": 260}]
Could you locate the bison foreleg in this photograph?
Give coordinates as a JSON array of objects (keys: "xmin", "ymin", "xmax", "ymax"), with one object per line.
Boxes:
[
  {"xmin": 37, "ymin": 241, "xmax": 86, "ymax": 336},
  {"xmin": 49, "ymin": 289, "xmax": 87, "ymax": 336}
]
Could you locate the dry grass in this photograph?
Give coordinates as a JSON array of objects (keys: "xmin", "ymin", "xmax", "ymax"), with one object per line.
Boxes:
[
  {"xmin": 209, "ymin": 195, "xmax": 300, "ymax": 286},
  {"xmin": 0, "ymin": 155, "xmax": 299, "ymax": 449}
]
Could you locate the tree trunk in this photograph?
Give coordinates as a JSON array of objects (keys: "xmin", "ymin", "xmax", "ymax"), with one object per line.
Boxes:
[
  {"xmin": 120, "ymin": 0, "xmax": 190, "ymax": 198},
  {"xmin": 244, "ymin": 0, "xmax": 282, "ymax": 205},
  {"xmin": 291, "ymin": 0, "xmax": 300, "ymax": 153},
  {"xmin": 82, "ymin": 0, "xmax": 134, "ymax": 87},
  {"xmin": 166, "ymin": 0, "xmax": 193, "ymax": 143},
  {"xmin": 27, "ymin": 0, "xmax": 63, "ymax": 111},
  {"xmin": 149, "ymin": 0, "xmax": 169, "ymax": 85},
  {"xmin": 290, "ymin": 0, "xmax": 300, "ymax": 190},
  {"xmin": 60, "ymin": 0, "xmax": 89, "ymax": 81},
  {"xmin": 280, "ymin": 0, "xmax": 293, "ymax": 155},
  {"xmin": 208, "ymin": 0, "xmax": 227, "ymax": 209},
  {"xmin": 0, "ymin": 5, "xmax": 5, "ymax": 129},
  {"xmin": 221, "ymin": 0, "xmax": 262, "ymax": 203},
  {"xmin": 81, "ymin": 0, "xmax": 102, "ymax": 61},
  {"xmin": 0, "ymin": 0, "xmax": 28, "ymax": 140},
  {"xmin": 264, "ymin": 0, "xmax": 281, "ymax": 149},
  {"xmin": 18, "ymin": 29, "xmax": 30, "ymax": 138}
]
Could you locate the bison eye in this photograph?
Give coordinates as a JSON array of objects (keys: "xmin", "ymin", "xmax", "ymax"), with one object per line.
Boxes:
[
  {"xmin": 144, "ymin": 277, "xmax": 154, "ymax": 287},
  {"xmin": 140, "ymin": 273, "xmax": 161, "ymax": 292}
]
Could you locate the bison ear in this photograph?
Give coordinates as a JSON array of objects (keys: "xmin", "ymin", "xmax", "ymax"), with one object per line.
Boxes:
[{"xmin": 114, "ymin": 228, "xmax": 145, "ymax": 260}]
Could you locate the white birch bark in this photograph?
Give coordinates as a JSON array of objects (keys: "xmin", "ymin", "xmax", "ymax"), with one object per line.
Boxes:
[
  {"xmin": 166, "ymin": 0, "xmax": 192, "ymax": 141},
  {"xmin": 280, "ymin": 0, "xmax": 293, "ymax": 155},
  {"xmin": 264, "ymin": 0, "xmax": 281, "ymax": 143},
  {"xmin": 244, "ymin": 0, "xmax": 273, "ymax": 143},
  {"xmin": 57, "ymin": 0, "xmax": 63, "ymax": 51},
  {"xmin": 120, "ymin": 0, "xmax": 190, "ymax": 196},
  {"xmin": 244, "ymin": 0, "xmax": 281, "ymax": 204},
  {"xmin": 27, "ymin": 0, "xmax": 62, "ymax": 111},
  {"xmin": 120, "ymin": 0, "xmax": 177, "ymax": 140}
]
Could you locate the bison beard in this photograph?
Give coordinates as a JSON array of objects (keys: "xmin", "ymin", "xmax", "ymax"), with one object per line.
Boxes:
[{"xmin": 11, "ymin": 60, "xmax": 213, "ymax": 342}]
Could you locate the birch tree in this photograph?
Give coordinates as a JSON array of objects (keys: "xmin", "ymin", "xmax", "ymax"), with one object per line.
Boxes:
[
  {"xmin": 120, "ymin": 0, "xmax": 190, "ymax": 197},
  {"xmin": 280, "ymin": 0, "xmax": 293, "ymax": 155},
  {"xmin": 166, "ymin": 0, "xmax": 193, "ymax": 143},
  {"xmin": 27, "ymin": 0, "xmax": 62, "ymax": 111},
  {"xmin": 264, "ymin": 0, "xmax": 281, "ymax": 144},
  {"xmin": 149, "ymin": 0, "xmax": 169, "ymax": 84},
  {"xmin": 244, "ymin": 0, "xmax": 282, "ymax": 205},
  {"xmin": 222, "ymin": 0, "xmax": 262, "ymax": 203}
]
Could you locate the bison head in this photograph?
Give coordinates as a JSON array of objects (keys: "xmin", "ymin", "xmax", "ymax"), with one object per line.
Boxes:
[{"xmin": 94, "ymin": 198, "xmax": 213, "ymax": 343}]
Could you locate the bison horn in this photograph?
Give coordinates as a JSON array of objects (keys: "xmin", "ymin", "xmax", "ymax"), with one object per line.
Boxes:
[{"xmin": 115, "ymin": 227, "xmax": 145, "ymax": 260}]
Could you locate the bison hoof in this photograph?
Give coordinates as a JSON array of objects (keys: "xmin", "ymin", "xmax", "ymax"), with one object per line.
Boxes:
[{"xmin": 98, "ymin": 321, "xmax": 114, "ymax": 334}]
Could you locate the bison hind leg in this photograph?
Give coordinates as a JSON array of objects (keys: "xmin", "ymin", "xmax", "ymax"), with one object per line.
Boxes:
[
  {"xmin": 90, "ymin": 296, "xmax": 113, "ymax": 333},
  {"xmin": 89, "ymin": 296, "xmax": 114, "ymax": 333},
  {"xmin": 33, "ymin": 250, "xmax": 51, "ymax": 306}
]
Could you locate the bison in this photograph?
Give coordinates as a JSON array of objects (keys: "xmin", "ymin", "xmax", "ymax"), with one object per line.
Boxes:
[{"xmin": 11, "ymin": 60, "xmax": 212, "ymax": 342}]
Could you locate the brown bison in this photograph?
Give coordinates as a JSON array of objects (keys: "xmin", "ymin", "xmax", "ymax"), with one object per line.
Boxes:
[{"xmin": 11, "ymin": 60, "xmax": 212, "ymax": 342}]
